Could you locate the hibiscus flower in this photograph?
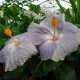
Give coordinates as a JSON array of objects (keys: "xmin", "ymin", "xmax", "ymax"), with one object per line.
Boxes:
[
  {"xmin": 0, "ymin": 28, "xmax": 38, "ymax": 71},
  {"xmin": 27, "ymin": 13, "xmax": 80, "ymax": 62}
]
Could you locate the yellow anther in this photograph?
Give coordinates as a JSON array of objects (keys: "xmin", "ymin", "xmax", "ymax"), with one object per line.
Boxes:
[
  {"xmin": 52, "ymin": 17, "xmax": 58, "ymax": 28},
  {"xmin": 4, "ymin": 28, "xmax": 12, "ymax": 37}
]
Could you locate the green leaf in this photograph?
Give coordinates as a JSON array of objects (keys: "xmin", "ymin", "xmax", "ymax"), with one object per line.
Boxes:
[
  {"xmin": 9, "ymin": 5, "xmax": 20, "ymax": 17},
  {"xmin": 65, "ymin": 9, "xmax": 75, "ymax": 23},
  {"xmin": 54, "ymin": 63, "xmax": 76, "ymax": 80},
  {"xmin": 69, "ymin": 0, "xmax": 77, "ymax": 13},
  {"xmin": 77, "ymin": 0, "xmax": 80, "ymax": 13},
  {"xmin": 29, "ymin": 4, "xmax": 41, "ymax": 14},
  {"xmin": 5, "ymin": 0, "xmax": 10, "ymax": 2},
  {"xmin": 35, "ymin": 5, "xmax": 41, "ymax": 14},
  {"xmin": 0, "ymin": 38, "xmax": 6, "ymax": 49},
  {"xmin": 75, "ymin": 0, "xmax": 80, "ymax": 23},
  {"xmin": 28, "ymin": 56, "xmax": 62, "ymax": 77},
  {"xmin": 5, "ymin": 5, "xmax": 20, "ymax": 17},
  {"xmin": 11, "ymin": 26, "xmax": 20, "ymax": 35},
  {"xmin": 29, "ymin": 4, "xmax": 36, "ymax": 11}
]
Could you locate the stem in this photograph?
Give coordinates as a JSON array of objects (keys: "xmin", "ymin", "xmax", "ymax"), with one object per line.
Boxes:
[
  {"xmin": 30, "ymin": 61, "xmax": 43, "ymax": 80},
  {"xmin": 33, "ymin": 61, "xmax": 42, "ymax": 74}
]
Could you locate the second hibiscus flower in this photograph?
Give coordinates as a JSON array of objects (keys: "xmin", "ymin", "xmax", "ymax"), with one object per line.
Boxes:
[{"xmin": 27, "ymin": 13, "xmax": 80, "ymax": 62}]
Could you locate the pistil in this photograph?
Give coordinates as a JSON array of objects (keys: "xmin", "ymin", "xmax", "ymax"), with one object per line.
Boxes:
[
  {"xmin": 4, "ymin": 28, "xmax": 20, "ymax": 46},
  {"xmin": 53, "ymin": 27, "xmax": 56, "ymax": 39},
  {"xmin": 51, "ymin": 17, "xmax": 58, "ymax": 41}
]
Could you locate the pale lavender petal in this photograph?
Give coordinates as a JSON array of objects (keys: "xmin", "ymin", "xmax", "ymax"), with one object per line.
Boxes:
[
  {"xmin": 0, "ymin": 33, "xmax": 38, "ymax": 71},
  {"xmin": 60, "ymin": 33, "xmax": 78, "ymax": 54},
  {"xmin": 28, "ymin": 22, "xmax": 51, "ymax": 34},
  {"xmin": 40, "ymin": 15, "xmax": 54, "ymax": 32},
  {"xmin": 5, "ymin": 41, "xmax": 37, "ymax": 71},
  {"xmin": 58, "ymin": 21, "xmax": 79, "ymax": 34},
  {"xmin": 28, "ymin": 22, "xmax": 52, "ymax": 45},
  {"xmin": 51, "ymin": 33, "xmax": 79, "ymax": 61},
  {"xmin": 0, "ymin": 43, "xmax": 14, "ymax": 63},
  {"xmin": 39, "ymin": 40, "xmax": 57, "ymax": 60}
]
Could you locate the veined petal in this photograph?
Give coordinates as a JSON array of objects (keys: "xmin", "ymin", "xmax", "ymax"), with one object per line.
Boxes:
[
  {"xmin": 58, "ymin": 21, "xmax": 79, "ymax": 34},
  {"xmin": 59, "ymin": 33, "xmax": 78, "ymax": 54},
  {"xmin": 28, "ymin": 22, "xmax": 51, "ymax": 34},
  {"xmin": 0, "ymin": 43, "xmax": 14, "ymax": 63},
  {"xmin": 0, "ymin": 33, "xmax": 38, "ymax": 71},
  {"xmin": 39, "ymin": 40, "xmax": 57, "ymax": 60},
  {"xmin": 40, "ymin": 15, "xmax": 54, "ymax": 32},
  {"xmin": 51, "ymin": 33, "xmax": 79, "ymax": 61},
  {"xmin": 28, "ymin": 22, "xmax": 52, "ymax": 45},
  {"xmin": 51, "ymin": 44, "xmax": 67, "ymax": 61},
  {"xmin": 5, "ymin": 42, "xmax": 37, "ymax": 71}
]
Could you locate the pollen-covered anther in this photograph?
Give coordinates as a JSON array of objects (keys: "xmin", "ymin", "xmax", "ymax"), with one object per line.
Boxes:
[
  {"xmin": 4, "ymin": 28, "xmax": 12, "ymax": 37},
  {"xmin": 52, "ymin": 17, "xmax": 58, "ymax": 28}
]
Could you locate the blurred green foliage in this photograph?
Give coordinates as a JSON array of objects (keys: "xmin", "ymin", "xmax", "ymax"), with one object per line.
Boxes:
[{"xmin": 55, "ymin": 0, "xmax": 80, "ymax": 27}]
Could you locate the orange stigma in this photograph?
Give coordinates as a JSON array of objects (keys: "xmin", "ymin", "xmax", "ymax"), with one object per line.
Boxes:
[
  {"xmin": 4, "ymin": 28, "xmax": 12, "ymax": 37},
  {"xmin": 4, "ymin": 28, "xmax": 20, "ymax": 46},
  {"xmin": 52, "ymin": 17, "xmax": 58, "ymax": 28},
  {"xmin": 51, "ymin": 17, "xmax": 58, "ymax": 40}
]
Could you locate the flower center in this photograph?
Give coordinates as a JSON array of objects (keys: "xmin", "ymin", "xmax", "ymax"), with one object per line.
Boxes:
[
  {"xmin": 4, "ymin": 28, "xmax": 20, "ymax": 46},
  {"xmin": 51, "ymin": 17, "xmax": 58, "ymax": 41},
  {"xmin": 51, "ymin": 37, "xmax": 58, "ymax": 41}
]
